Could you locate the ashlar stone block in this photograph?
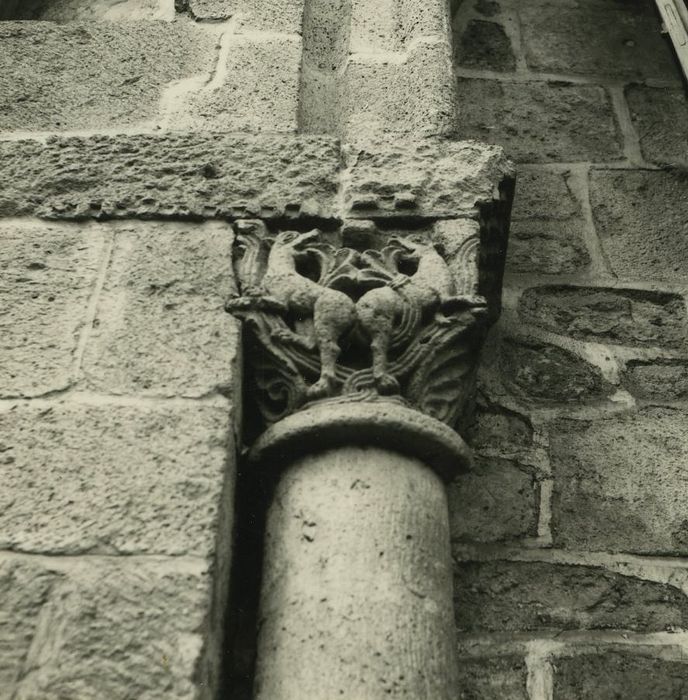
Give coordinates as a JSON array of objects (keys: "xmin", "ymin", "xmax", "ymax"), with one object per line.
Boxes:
[
  {"xmin": 627, "ymin": 86, "xmax": 688, "ymax": 167},
  {"xmin": 343, "ymin": 137, "xmax": 513, "ymax": 219},
  {"xmin": 341, "ymin": 40, "xmax": 457, "ymax": 140},
  {"xmin": 448, "ymin": 456, "xmax": 539, "ymax": 544},
  {"xmin": 0, "ymin": 220, "xmax": 106, "ymax": 398},
  {"xmin": 520, "ymin": 0, "xmax": 679, "ymax": 81},
  {"xmin": 554, "ymin": 652, "xmax": 688, "ymax": 700},
  {"xmin": 81, "ymin": 221, "xmax": 238, "ymax": 398},
  {"xmin": 0, "ymin": 21, "xmax": 216, "ymax": 132},
  {"xmin": 0, "ymin": 401, "xmax": 234, "ymax": 557},
  {"xmin": 2, "ymin": 556, "xmax": 219, "ymax": 700},
  {"xmin": 454, "ymin": 19, "xmax": 516, "ymax": 72},
  {"xmin": 520, "ymin": 286, "xmax": 688, "ymax": 350},
  {"xmin": 38, "ymin": 0, "xmax": 175, "ymax": 21},
  {"xmin": 0, "ymin": 558, "xmax": 62, "ymax": 691},
  {"xmin": 622, "ymin": 359, "xmax": 688, "ymax": 401},
  {"xmin": 498, "ymin": 338, "xmax": 612, "ymax": 404},
  {"xmin": 507, "ymin": 169, "xmax": 590, "ymax": 275},
  {"xmin": 591, "ymin": 169, "xmax": 688, "ymax": 282},
  {"xmin": 170, "ymin": 34, "xmax": 302, "ymax": 133},
  {"xmin": 456, "ymin": 559, "xmax": 688, "ymax": 632},
  {"xmin": 456, "ymin": 656, "xmax": 528, "ymax": 700},
  {"xmin": 456, "ymin": 78, "xmax": 622, "ymax": 163},
  {"xmin": 550, "ymin": 408, "xmax": 688, "ymax": 555},
  {"xmin": 187, "ymin": 0, "xmax": 303, "ymax": 31}
]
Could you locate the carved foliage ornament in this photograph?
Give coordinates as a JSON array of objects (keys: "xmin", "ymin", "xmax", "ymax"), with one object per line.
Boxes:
[{"xmin": 226, "ymin": 220, "xmax": 498, "ymax": 431}]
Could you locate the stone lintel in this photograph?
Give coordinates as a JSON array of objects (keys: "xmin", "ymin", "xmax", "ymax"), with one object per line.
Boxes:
[{"xmin": 0, "ymin": 133, "xmax": 513, "ymax": 225}]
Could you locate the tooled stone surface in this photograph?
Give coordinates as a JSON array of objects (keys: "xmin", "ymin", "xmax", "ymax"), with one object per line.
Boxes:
[
  {"xmin": 342, "ymin": 138, "xmax": 514, "ymax": 218},
  {"xmin": 227, "ymin": 219, "xmax": 508, "ymax": 433},
  {"xmin": 0, "ymin": 133, "xmax": 340, "ymax": 220}
]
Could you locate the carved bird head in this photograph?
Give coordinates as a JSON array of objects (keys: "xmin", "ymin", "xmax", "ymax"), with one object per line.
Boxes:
[{"xmin": 274, "ymin": 229, "xmax": 322, "ymax": 249}]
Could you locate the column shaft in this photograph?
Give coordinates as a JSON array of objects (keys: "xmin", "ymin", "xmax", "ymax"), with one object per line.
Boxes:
[{"xmin": 253, "ymin": 446, "xmax": 458, "ymax": 700}]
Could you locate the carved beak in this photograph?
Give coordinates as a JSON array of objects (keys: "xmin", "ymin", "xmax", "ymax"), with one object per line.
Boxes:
[
  {"xmin": 392, "ymin": 237, "xmax": 417, "ymax": 252},
  {"xmin": 297, "ymin": 230, "xmax": 321, "ymax": 244}
]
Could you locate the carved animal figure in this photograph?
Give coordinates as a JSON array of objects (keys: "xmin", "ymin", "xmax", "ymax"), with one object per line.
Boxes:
[
  {"xmin": 353, "ymin": 237, "xmax": 447, "ymax": 393},
  {"xmin": 227, "ymin": 228, "xmax": 487, "ymax": 402},
  {"xmin": 262, "ymin": 230, "xmax": 356, "ymax": 399},
  {"xmin": 355, "ymin": 236, "xmax": 485, "ymax": 393}
]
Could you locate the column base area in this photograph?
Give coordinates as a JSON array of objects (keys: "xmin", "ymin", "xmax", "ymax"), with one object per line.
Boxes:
[{"xmin": 249, "ymin": 400, "xmax": 472, "ymax": 483}]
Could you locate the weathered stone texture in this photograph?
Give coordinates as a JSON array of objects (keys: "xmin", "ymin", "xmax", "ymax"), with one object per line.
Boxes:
[
  {"xmin": 454, "ymin": 19, "xmax": 516, "ymax": 72},
  {"xmin": 509, "ymin": 219, "xmax": 590, "ymax": 275},
  {"xmin": 394, "ymin": 0, "xmax": 452, "ymax": 43},
  {"xmin": 591, "ymin": 169, "xmax": 688, "ymax": 282},
  {"xmin": 0, "ymin": 22, "xmax": 216, "ymax": 131},
  {"xmin": 472, "ymin": 0, "xmax": 501, "ymax": 18},
  {"xmin": 553, "ymin": 652, "xmax": 688, "ymax": 700},
  {"xmin": 467, "ymin": 406, "xmax": 533, "ymax": 454},
  {"xmin": 551, "ymin": 409, "xmax": 688, "ymax": 555},
  {"xmin": 343, "ymin": 138, "xmax": 513, "ymax": 218},
  {"xmin": 508, "ymin": 169, "xmax": 590, "ymax": 274},
  {"xmin": 347, "ymin": 0, "xmax": 450, "ymax": 50},
  {"xmin": 0, "ymin": 402, "xmax": 233, "ymax": 556},
  {"xmin": 0, "ymin": 133, "xmax": 340, "ymax": 220},
  {"xmin": 511, "ymin": 169, "xmax": 580, "ymax": 221},
  {"xmin": 81, "ymin": 221, "xmax": 237, "ymax": 397},
  {"xmin": 2, "ymin": 556, "xmax": 216, "ymax": 700},
  {"xmin": 341, "ymin": 41, "xmax": 457, "ymax": 140},
  {"xmin": 0, "ymin": 221, "xmax": 105, "ymax": 398},
  {"xmin": 0, "ymin": 559, "xmax": 62, "ymax": 691},
  {"xmin": 627, "ymin": 87, "xmax": 688, "ymax": 167},
  {"xmin": 623, "ymin": 360, "xmax": 688, "ymax": 401},
  {"xmin": 455, "ymin": 656, "xmax": 528, "ymax": 700},
  {"xmin": 8, "ymin": 0, "xmax": 176, "ymax": 21},
  {"xmin": 456, "ymin": 79, "xmax": 622, "ymax": 163},
  {"xmin": 187, "ymin": 0, "xmax": 303, "ymax": 31},
  {"xmin": 173, "ymin": 35, "xmax": 302, "ymax": 133},
  {"xmin": 448, "ymin": 457, "xmax": 539, "ymax": 544},
  {"xmin": 456, "ymin": 560, "xmax": 688, "ymax": 632},
  {"xmin": 520, "ymin": 286, "xmax": 688, "ymax": 349},
  {"xmin": 498, "ymin": 338, "xmax": 612, "ymax": 403},
  {"xmin": 520, "ymin": 0, "xmax": 678, "ymax": 81}
]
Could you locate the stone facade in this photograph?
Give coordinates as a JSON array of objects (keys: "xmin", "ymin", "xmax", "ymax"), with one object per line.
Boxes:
[
  {"xmin": 0, "ymin": 0, "xmax": 687, "ymax": 699},
  {"xmin": 452, "ymin": 0, "xmax": 688, "ymax": 695}
]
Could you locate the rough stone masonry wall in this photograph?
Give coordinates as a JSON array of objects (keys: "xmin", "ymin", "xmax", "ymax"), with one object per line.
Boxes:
[
  {"xmin": 0, "ymin": 4, "xmax": 251, "ymax": 699},
  {"xmin": 0, "ymin": 0, "xmax": 499, "ymax": 698},
  {"xmin": 1, "ymin": 1, "xmax": 686, "ymax": 700},
  {"xmin": 450, "ymin": 0, "xmax": 688, "ymax": 697}
]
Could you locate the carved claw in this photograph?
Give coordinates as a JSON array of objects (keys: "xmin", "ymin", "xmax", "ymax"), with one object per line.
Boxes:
[
  {"xmin": 306, "ymin": 375, "xmax": 338, "ymax": 400},
  {"xmin": 374, "ymin": 373, "xmax": 400, "ymax": 396},
  {"xmin": 225, "ymin": 295, "xmax": 288, "ymax": 314},
  {"xmin": 270, "ymin": 328, "xmax": 316, "ymax": 351},
  {"xmin": 224, "ymin": 296, "xmax": 253, "ymax": 312}
]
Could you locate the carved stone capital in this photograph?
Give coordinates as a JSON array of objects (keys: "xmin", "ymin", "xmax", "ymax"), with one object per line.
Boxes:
[{"xmin": 227, "ymin": 213, "xmax": 509, "ymax": 464}]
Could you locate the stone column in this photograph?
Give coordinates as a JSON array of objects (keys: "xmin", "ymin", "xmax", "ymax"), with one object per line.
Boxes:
[
  {"xmin": 227, "ymin": 202, "xmax": 512, "ymax": 697},
  {"xmin": 251, "ymin": 406, "xmax": 470, "ymax": 699}
]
